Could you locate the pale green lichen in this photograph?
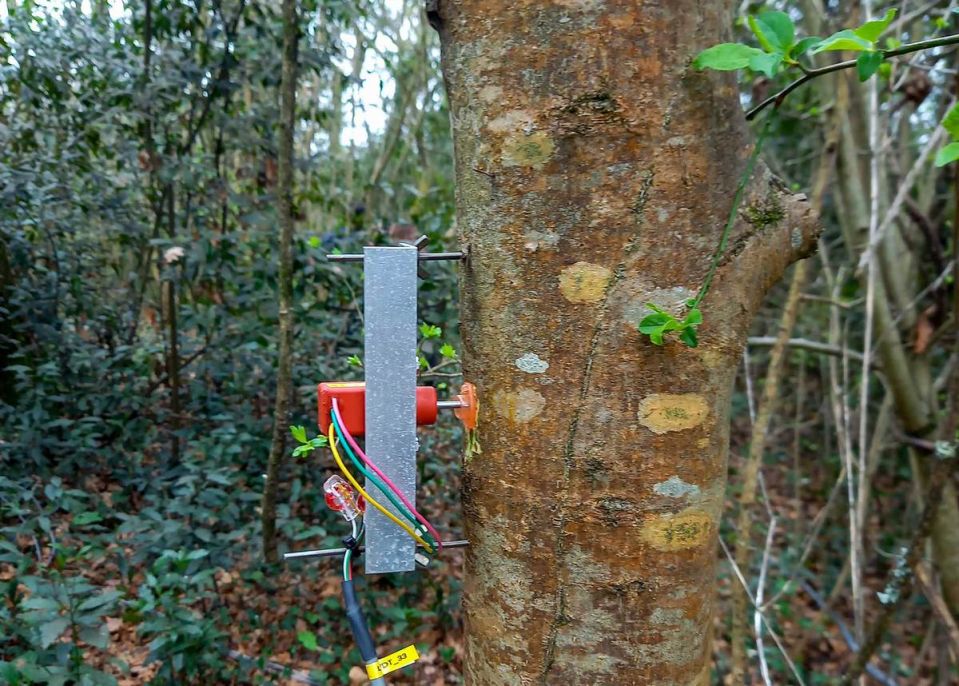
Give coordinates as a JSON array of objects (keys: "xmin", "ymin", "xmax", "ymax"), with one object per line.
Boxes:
[
  {"xmin": 653, "ymin": 476, "xmax": 701, "ymax": 499},
  {"xmin": 501, "ymin": 130, "xmax": 555, "ymax": 168}
]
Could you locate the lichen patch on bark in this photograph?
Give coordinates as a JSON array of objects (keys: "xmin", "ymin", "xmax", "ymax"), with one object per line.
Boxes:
[
  {"xmin": 502, "ymin": 130, "xmax": 555, "ymax": 168},
  {"xmin": 558, "ymin": 261, "xmax": 612, "ymax": 303},
  {"xmin": 638, "ymin": 393, "xmax": 709, "ymax": 434},
  {"xmin": 640, "ymin": 509, "xmax": 714, "ymax": 551},
  {"xmin": 492, "ymin": 387, "xmax": 546, "ymax": 423},
  {"xmin": 653, "ymin": 475, "xmax": 701, "ymax": 499},
  {"xmin": 515, "ymin": 352, "xmax": 550, "ymax": 374}
]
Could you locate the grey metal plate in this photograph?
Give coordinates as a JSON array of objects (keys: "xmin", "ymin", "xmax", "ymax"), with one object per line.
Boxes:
[{"xmin": 363, "ymin": 247, "xmax": 418, "ymax": 573}]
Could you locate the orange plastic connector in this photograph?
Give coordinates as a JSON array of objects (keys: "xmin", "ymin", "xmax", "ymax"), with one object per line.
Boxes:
[
  {"xmin": 318, "ymin": 382, "xmax": 439, "ymax": 436},
  {"xmin": 453, "ymin": 382, "xmax": 478, "ymax": 431}
]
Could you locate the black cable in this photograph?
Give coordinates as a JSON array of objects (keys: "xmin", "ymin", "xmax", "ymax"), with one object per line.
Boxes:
[{"xmin": 341, "ymin": 578, "xmax": 378, "ymax": 664}]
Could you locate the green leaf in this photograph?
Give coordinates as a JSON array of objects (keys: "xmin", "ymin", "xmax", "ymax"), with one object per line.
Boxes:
[
  {"xmin": 693, "ymin": 43, "xmax": 765, "ymax": 71},
  {"xmin": 812, "ymin": 30, "xmax": 873, "ymax": 54},
  {"xmin": 308, "ymin": 236, "xmax": 320, "ymax": 248},
  {"xmin": 22, "ymin": 597, "xmax": 60, "ymax": 611},
  {"xmin": 346, "ymin": 354, "xmax": 362, "ymax": 367},
  {"xmin": 856, "ymin": 51, "xmax": 883, "ymax": 81},
  {"xmin": 40, "ymin": 617, "xmax": 70, "ymax": 648},
  {"xmin": 298, "ymin": 630, "xmax": 318, "ymax": 651},
  {"xmin": 790, "ymin": 36, "xmax": 822, "ymax": 58},
  {"xmin": 648, "ymin": 328, "xmax": 666, "ymax": 346},
  {"xmin": 290, "ymin": 425, "xmax": 307, "ymax": 444},
  {"xmin": 853, "ymin": 8, "xmax": 897, "ymax": 43},
  {"xmin": 748, "ymin": 51, "xmax": 783, "ymax": 78},
  {"xmin": 439, "ymin": 343, "xmax": 457, "ymax": 359},
  {"xmin": 684, "ymin": 308, "xmax": 703, "ymax": 326},
  {"xmin": 679, "ymin": 327, "xmax": 699, "ymax": 348},
  {"xmin": 79, "ymin": 624, "xmax": 109, "ymax": 649},
  {"xmin": 72, "ymin": 511, "xmax": 103, "ymax": 526},
  {"xmin": 935, "ymin": 142, "xmax": 959, "ymax": 167},
  {"xmin": 942, "ymin": 103, "xmax": 959, "ymax": 139},
  {"xmin": 292, "ymin": 445, "xmax": 314, "ymax": 458},
  {"xmin": 638, "ymin": 312, "xmax": 671, "ymax": 334},
  {"xmin": 418, "ymin": 323, "xmax": 442, "ymax": 339},
  {"xmin": 749, "ymin": 11, "xmax": 794, "ymax": 53},
  {"xmin": 77, "ymin": 590, "xmax": 122, "ymax": 612}
]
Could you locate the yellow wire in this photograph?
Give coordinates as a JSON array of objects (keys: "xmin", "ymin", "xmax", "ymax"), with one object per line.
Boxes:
[{"xmin": 327, "ymin": 424, "xmax": 434, "ymax": 553}]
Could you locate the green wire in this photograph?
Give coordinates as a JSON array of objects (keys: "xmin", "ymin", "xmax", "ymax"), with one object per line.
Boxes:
[
  {"xmin": 331, "ymin": 412, "xmax": 437, "ymax": 551},
  {"xmin": 343, "ymin": 520, "xmax": 364, "ymax": 580}
]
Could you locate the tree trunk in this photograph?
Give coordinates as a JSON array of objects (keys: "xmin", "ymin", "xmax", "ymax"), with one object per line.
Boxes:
[
  {"xmin": 260, "ymin": 0, "xmax": 299, "ymax": 565},
  {"xmin": 432, "ymin": 1, "xmax": 818, "ymax": 683}
]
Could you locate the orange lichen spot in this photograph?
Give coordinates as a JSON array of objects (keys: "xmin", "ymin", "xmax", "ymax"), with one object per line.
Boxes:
[
  {"xmin": 637, "ymin": 393, "xmax": 708, "ymax": 434},
  {"xmin": 640, "ymin": 509, "xmax": 714, "ymax": 551},
  {"xmin": 502, "ymin": 131, "xmax": 555, "ymax": 168},
  {"xmin": 492, "ymin": 388, "xmax": 545, "ymax": 424},
  {"xmin": 559, "ymin": 262, "xmax": 612, "ymax": 304}
]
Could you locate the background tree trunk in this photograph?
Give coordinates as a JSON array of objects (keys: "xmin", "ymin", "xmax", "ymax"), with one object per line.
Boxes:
[
  {"xmin": 260, "ymin": 0, "xmax": 299, "ymax": 565},
  {"xmin": 432, "ymin": 1, "xmax": 818, "ymax": 682}
]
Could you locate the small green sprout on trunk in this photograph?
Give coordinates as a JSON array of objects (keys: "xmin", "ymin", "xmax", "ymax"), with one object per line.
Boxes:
[{"xmin": 290, "ymin": 425, "xmax": 328, "ymax": 458}]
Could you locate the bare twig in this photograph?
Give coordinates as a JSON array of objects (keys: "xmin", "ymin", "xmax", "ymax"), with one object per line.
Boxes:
[
  {"xmin": 755, "ymin": 517, "xmax": 777, "ymax": 686},
  {"xmin": 720, "ymin": 536, "xmax": 808, "ymax": 686},
  {"xmin": 747, "ymin": 336, "xmax": 867, "ymax": 362},
  {"xmin": 913, "ymin": 563, "xmax": 959, "ymax": 663}
]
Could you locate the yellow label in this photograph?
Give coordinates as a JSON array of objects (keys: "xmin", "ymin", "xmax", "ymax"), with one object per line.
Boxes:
[
  {"xmin": 366, "ymin": 645, "xmax": 419, "ymax": 680},
  {"xmin": 325, "ymin": 382, "xmax": 365, "ymax": 389}
]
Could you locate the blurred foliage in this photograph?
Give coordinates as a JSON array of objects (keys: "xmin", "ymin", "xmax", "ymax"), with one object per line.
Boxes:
[{"xmin": 0, "ymin": 0, "xmax": 460, "ymax": 682}]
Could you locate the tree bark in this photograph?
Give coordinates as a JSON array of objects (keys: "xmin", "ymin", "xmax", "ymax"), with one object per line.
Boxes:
[
  {"xmin": 432, "ymin": 1, "xmax": 818, "ymax": 683},
  {"xmin": 261, "ymin": 0, "xmax": 299, "ymax": 565}
]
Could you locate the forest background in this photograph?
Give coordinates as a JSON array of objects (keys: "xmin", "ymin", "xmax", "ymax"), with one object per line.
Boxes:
[{"xmin": 2, "ymin": 0, "xmax": 959, "ymax": 684}]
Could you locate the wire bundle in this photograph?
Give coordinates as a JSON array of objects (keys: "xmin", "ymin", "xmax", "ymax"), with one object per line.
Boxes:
[{"xmin": 328, "ymin": 398, "xmax": 441, "ymax": 579}]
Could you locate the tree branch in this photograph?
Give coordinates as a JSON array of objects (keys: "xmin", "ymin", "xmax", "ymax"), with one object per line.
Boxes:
[{"xmin": 746, "ymin": 33, "xmax": 959, "ymax": 121}]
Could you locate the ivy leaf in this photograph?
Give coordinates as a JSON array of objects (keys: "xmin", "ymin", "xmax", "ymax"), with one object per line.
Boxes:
[
  {"xmin": 812, "ymin": 29, "xmax": 873, "ymax": 54},
  {"xmin": 748, "ymin": 51, "xmax": 783, "ymax": 78},
  {"xmin": 942, "ymin": 102, "xmax": 959, "ymax": 139},
  {"xmin": 290, "ymin": 425, "xmax": 307, "ymax": 444},
  {"xmin": 856, "ymin": 51, "xmax": 883, "ymax": 81},
  {"xmin": 853, "ymin": 8, "xmax": 897, "ymax": 43},
  {"xmin": 298, "ymin": 630, "xmax": 319, "ymax": 651},
  {"xmin": 439, "ymin": 343, "xmax": 457, "ymax": 359},
  {"xmin": 935, "ymin": 142, "xmax": 959, "ymax": 167},
  {"xmin": 693, "ymin": 43, "xmax": 766, "ymax": 71},
  {"xmin": 748, "ymin": 11, "xmax": 794, "ymax": 53}
]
